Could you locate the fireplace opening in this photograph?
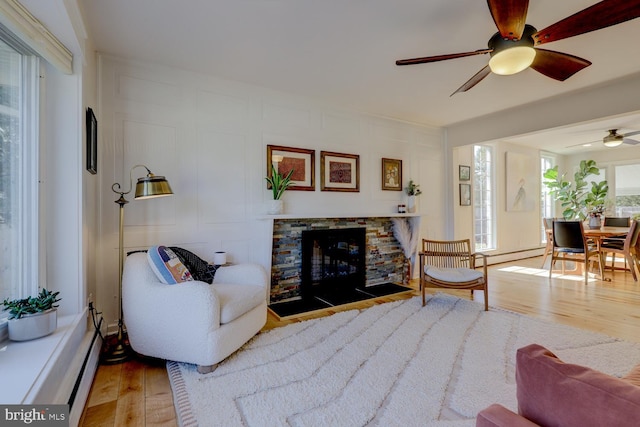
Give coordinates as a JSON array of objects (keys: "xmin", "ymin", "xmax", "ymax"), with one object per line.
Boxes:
[
  {"xmin": 301, "ymin": 227, "xmax": 366, "ymax": 305},
  {"xmin": 268, "ymin": 226, "xmax": 413, "ymax": 318}
]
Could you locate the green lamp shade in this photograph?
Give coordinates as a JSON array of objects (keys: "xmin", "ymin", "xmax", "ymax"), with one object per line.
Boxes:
[{"xmin": 135, "ymin": 174, "xmax": 173, "ymax": 199}]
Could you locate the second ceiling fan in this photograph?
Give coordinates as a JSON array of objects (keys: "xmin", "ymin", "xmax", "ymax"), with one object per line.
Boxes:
[{"xmin": 396, "ymin": 0, "xmax": 640, "ymax": 95}]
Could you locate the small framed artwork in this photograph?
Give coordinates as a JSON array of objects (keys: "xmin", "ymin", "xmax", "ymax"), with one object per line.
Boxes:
[
  {"xmin": 320, "ymin": 151, "xmax": 359, "ymax": 192},
  {"xmin": 459, "ymin": 165, "xmax": 470, "ymax": 181},
  {"xmin": 381, "ymin": 158, "xmax": 402, "ymax": 191},
  {"xmin": 86, "ymin": 107, "xmax": 97, "ymax": 174},
  {"xmin": 266, "ymin": 145, "xmax": 315, "ymax": 191},
  {"xmin": 460, "ymin": 183, "xmax": 471, "ymax": 206}
]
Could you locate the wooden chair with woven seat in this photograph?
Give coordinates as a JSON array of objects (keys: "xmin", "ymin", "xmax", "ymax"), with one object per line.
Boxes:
[
  {"xmin": 549, "ymin": 220, "xmax": 604, "ymax": 284},
  {"xmin": 600, "ymin": 220, "xmax": 640, "ymax": 282},
  {"xmin": 541, "ymin": 218, "xmax": 555, "ymax": 268},
  {"xmin": 419, "ymin": 238, "xmax": 488, "ymax": 311}
]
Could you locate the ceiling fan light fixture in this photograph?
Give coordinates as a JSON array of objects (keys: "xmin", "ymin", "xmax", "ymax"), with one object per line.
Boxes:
[
  {"xmin": 603, "ymin": 135, "xmax": 623, "ymax": 147},
  {"xmin": 489, "ymin": 46, "xmax": 536, "ymax": 75}
]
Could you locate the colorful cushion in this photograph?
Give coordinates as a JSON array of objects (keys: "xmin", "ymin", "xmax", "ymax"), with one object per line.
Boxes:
[
  {"xmin": 147, "ymin": 246, "xmax": 194, "ymax": 284},
  {"xmin": 169, "ymin": 247, "xmax": 219, "ymax": 284}
]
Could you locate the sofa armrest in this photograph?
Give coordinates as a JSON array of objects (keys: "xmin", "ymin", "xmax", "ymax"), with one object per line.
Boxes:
[
  {"xmin": 213, "ymin": 263, "xmax": 267, "ymax": 289},
  {"xmin": 476, "ymin": 404, "xmax": 540, "ymax": 427}
]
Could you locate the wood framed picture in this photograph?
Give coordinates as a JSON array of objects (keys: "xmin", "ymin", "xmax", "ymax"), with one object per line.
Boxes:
[
  {"xmin": 86, "ymin": 107, "xmax": 97, "ymax": 174},
  {"xmin": 459, "ymin": 165, "xmax": 470, "ymax": 181},
  {"xmin": 460, "ymin": 183, "xmax": 471, "ymax": 206},
  {"xmin": 320, "ymin": 151, "xmax": 359, "ymax": 192},
  {"xmin": 266, "ymin": 145, "xmax": 315, "ymax": 191},
  {"xmin": 381, "ymin": 158, "xmax": 402, "ymax": 191}
]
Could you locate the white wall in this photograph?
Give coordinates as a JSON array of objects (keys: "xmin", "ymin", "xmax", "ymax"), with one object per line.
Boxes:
[
  {"xmin": 453, "ymin": 142, "xmax": 542, "ymax": 256},
  {"xmin": 444, "ymin": 72, "xmax": 640, "ymax": 253},
  {"xmin": 96, "ymin": 55, "xmax": 446, "ymax": 329}
]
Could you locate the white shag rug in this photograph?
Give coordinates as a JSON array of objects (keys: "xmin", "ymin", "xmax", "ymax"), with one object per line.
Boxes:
[{"xmin": 167, "ymin": 294, "xmax": 640, "ymax": 427}]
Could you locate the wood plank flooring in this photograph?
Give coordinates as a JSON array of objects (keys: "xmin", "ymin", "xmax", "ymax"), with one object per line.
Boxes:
[{"xmin": 79, "ymin": 256, "xmax": 640, "ymax": 426}]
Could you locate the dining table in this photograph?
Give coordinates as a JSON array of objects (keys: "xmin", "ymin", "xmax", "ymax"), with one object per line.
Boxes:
[
  {"xmin": 583, "ymin": 225, "xmax": 630, "ymax": 280},
  {"xmin": 583, "ymin": 226, "xmax": 629, "ymax": 249}
]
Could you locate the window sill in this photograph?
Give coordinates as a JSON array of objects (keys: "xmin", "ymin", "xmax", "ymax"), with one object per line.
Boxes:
[{"xmin": 0, "ymin": 313, "xmax": 84, "ymax": 403}]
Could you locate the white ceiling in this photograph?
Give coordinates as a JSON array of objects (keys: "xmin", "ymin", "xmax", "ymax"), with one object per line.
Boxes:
[{"xmin": 77, "ymin": 0, "xmax": 640, "ymax": 153}]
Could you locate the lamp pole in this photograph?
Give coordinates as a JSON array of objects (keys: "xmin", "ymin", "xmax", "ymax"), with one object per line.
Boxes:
[
  {"xmin": 101, "ymin": 165, "xmax": 173, "ymax": 364},
  {"xmin": 102, "ymin": 193, "xmax": 131, "ymax": 364}
]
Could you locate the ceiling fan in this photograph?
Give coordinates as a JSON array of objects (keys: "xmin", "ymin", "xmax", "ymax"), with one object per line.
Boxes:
[
  {"xmin": 396, "ymin": 0, "xmax": 640, "ymax": 95},
  {"xmin": 601, "ymin": 129, "xmax": 640, "ymax": 147}
]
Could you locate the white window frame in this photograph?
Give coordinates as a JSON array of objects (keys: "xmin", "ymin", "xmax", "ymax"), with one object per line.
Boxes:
[
  {"xmin": 0, "ymin": 26, "xmax": 40, "ymax": 317},
  {"xmin": 540, "ymin": 154, "xmax": 556, "ymax": 243},
  {"xmin": 473, "ymin": 145, "xmax": 496, "ymax": 251}
]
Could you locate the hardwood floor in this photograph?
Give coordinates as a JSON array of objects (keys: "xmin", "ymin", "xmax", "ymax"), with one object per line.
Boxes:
[{"xmin": 79, "ymin": 256, "xmax": 640, "ymax": 426}]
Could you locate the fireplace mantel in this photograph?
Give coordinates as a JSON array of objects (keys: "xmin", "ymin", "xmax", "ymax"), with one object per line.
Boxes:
[{"xmin": 258, "ymin": 213, "xmax": 422, "ymax": 220}]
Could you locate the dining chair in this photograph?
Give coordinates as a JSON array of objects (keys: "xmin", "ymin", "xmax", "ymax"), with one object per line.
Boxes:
[
  {"xmin": 549, "ymin": 221, "xmax": 604, "ymax": 284},
  {"xmin": 604, "ymin": 217, "xmax": 631, "ymax": 227},
  {"xmin": 599, "ymin": 220, "xmax": 640, "ymax": 282},
  {"xmin": 541, "ymin": 218, "xmax": 554, "ymax": 268},
  {"xmin": 419, "ymin": 239, "xmax": 488, "ymax": 311}
]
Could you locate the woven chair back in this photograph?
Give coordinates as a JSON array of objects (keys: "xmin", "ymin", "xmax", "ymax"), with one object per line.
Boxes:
[{"xmin": 421, "ymin": 239, "xmax": 473, "ymax": 269}]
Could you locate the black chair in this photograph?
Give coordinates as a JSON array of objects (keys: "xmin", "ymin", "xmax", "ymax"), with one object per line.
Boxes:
[
  {"xmin": 549, "ymin": 221, "xmax": 604, "ymax": 284},
  {"xmin": 600, "ymin": 220, "xmax": 640, "ymax": 282},
  {"xmin": 604, "ymin": 217, "xmax": 631, "ymax": 227}
]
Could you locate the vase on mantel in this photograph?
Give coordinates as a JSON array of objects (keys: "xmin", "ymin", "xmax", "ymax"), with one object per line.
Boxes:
[
  {"xmin": 407, "ymin": 195, "xmax": 416, "ymax": 213},
  {"xmin": 267, "ymin": 199, "xmax": 284, "ymax": 215}
]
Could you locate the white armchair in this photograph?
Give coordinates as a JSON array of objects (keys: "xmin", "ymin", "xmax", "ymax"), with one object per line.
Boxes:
[{"xmin": 122, "ymin": 252, "xmax": 268, "ymax": 373}]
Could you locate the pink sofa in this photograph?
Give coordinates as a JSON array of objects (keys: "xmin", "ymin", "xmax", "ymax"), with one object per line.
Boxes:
[{"xmin": 476, "ymin": 343, "xmax": 640, "ymax": 427}]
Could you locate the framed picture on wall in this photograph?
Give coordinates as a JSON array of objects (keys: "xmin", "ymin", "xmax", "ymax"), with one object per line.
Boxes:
[
  {"xmin": 320, "ymin": 151, "xmax": 359, "ymax": 192},
  {"xmin": 86, "ymin": 107, "xmax": 97, "ymax": 174},
  {"xmin": 460, "ymin": 183, "xmax": 471, "ymax": 206},
  {"xmin": 266, "ymin": 145, "xmax": 315, "ymax": 191},
  {"xmin": 381, "ymin": 158, "xmax": 402, "ymax": 191},
  {"xmin": 459, "ymin": 165, "xmax": 470, "ymax": 181}
]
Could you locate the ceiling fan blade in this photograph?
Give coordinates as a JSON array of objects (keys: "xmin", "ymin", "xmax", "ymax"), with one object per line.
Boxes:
[
  {"xmin": 487, "ymin": 0, "xmax": 529, "ymax": 39},
  {"xmin": 533, "ymin": 0, "xmax": 640, "ymax": 46},
  {"xmin": 623, "ymin": 138, "xmax": 640, "ymax": 145},
  {"xmin": 451, "ymin": 66, "xmax": 491, "ymax": 96},
  {"xmin": 396, "ymin": 49, "xmax": 492, "ymax": 66},
  {"xmin": 624, "ymin": 130, "xmax": 640, "ymax": 137},
  {"xmin": 530, "ymin": 49, "xmax": 591, "ymax": 81}
]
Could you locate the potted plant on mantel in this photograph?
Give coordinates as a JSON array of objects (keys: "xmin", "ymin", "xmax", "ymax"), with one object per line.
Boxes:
[
  {"xmin": 2, "ymin": 288, "xmax": 61, "ymax": 341},
  {"xmin": 265, "ymin": 163, "xmax": 294, "ymax": 214},
  {"xmin": 404, "ymin": 180, "xmax": 422, "ymax": 213},
  {"xmin": 543, "ymin": 159, "xmax": 609, "ymax": 228}
]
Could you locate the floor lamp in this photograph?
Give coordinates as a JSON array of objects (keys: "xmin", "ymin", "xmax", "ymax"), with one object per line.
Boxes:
[{"xmin": 101, "ymin": 164, "xmax": 173, "ymax": 364}]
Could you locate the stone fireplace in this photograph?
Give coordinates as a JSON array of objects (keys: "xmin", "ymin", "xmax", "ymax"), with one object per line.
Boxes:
[{"xmin": 268, "ymin": 216, "xmax": 417, "ymax": 316}]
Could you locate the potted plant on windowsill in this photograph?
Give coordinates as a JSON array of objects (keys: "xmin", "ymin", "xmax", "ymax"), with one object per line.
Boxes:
[
  {"xmin": 404, "ymin": 180, "xmax": 422, "ymax": 213},
  {"xmin": 2, "ymin": 288, "xmax": 61, "ymax": 341},
  {"xmin": 265, "ymin": 163, "xmax": 294, "ymax": 214}
]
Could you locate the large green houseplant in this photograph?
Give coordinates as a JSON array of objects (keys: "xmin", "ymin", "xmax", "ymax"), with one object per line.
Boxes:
[
  {"xmin": 2, "ymin": 288, "xmax": 61, "ymax": 341},
  {"xmin": 542, "ymin": 159, "xmax": 609, "ymax": 221}
]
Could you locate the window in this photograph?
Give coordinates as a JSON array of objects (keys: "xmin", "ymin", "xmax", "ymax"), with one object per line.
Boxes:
[
  {"xmin": 473, "ymin": 145, "xmax": 495, "ymax": 251},
  {"xmin": 540, "ymin": 155, "xmax": 555, "ymax": 242},
  {"xmin": 0, "ymin": 31, "xmax": 40, "ymax": 306},
  {"xmin": 614, "ymin": 163, "xmax": 640, "ymax": 217}
]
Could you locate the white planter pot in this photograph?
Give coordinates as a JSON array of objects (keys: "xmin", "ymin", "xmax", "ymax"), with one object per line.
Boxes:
[
  {"xmin": 407, "ymin": 195, "xmax": 416, "ymax": 213},
  {"xmin": 267, "ymin": 199, "xmax": 284, "ymax": 215},
  {"xmin": 8, "ymin": 309, "xmax": 57, "ymax": 341}
]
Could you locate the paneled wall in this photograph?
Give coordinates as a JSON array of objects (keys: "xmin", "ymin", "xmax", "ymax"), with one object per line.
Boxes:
[{"xmin": 96, "ymin": 55, "xmax": 445, "ymax": 329}]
